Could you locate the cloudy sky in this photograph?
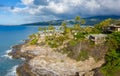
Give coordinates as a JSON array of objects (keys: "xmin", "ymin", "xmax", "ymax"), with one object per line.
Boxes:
[{"xmin": 0, "ymin": 0, "xmax": 120, "ymax": 25}]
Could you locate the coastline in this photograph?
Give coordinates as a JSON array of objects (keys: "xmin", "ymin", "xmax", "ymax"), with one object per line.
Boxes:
[
  {"xmin": 7, "ymin": 19, "xmax": 111, "ymax": 76},
  {"xmin": 1, "ymin": 49, "xmax": 12, "ymax": 59},
  {"xmin": 9, "ymin": 42, "xmax": 105, "ymax": 76},
  {"xmin": 5, "ymin": 65, "xmax": 18, "ymax": 76}
]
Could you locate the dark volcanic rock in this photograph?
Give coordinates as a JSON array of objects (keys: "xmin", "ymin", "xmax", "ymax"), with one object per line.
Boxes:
[
  {"xmin": 17, "ymin": 63, "xmax": 35, "ymax": 76},
  {"xmin": 93, "ymin": 68, "xmax": 105, "ymax": 76},
  {"xmin": 8, "ymin": 44, "xmax": 23, "ymax": 59},
  {"xmin": 8, "ymin": 44, "xmax": 35, "ymax": 60}
]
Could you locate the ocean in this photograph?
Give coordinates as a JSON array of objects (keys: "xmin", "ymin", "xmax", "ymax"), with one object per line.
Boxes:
[{"xmin": 0, "ymin": 26, "xmax": 40, "ymax": 76}]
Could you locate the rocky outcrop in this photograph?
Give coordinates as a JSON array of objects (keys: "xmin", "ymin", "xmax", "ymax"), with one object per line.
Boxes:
[
  {"xmin": 17, "ymin": 63, "xmax": 36, "ymax": 76},
  {"xmin": 28, "ymin": 55, "xmax": 104, "ymax": 76},
  {"xmin": 10, "ymin": 44, "xmax": 105, "ymax": 76},
  {"xmin": 8, "ymin": 44, "xmax": 23, "ymax": 58},
  {"xmin": 8, "ymin": 44, "xmax": 35, "ymax": 60}
]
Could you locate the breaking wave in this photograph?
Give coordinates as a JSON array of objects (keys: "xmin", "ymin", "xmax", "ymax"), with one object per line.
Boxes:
[{"xmin": 5, "ymin": 65, "xmax": 18, "ymax": 76}]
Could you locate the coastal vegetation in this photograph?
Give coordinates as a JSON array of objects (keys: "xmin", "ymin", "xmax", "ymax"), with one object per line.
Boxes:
[
  {"xmin": 20, "ymin": 16, "xmax": 120, "ymax": 76},
  {"xmin": 101, "ymin": 32, "xmax": 120, "ymax": 76}
]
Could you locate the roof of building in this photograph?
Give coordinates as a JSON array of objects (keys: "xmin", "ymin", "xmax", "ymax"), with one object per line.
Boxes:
[
  {"xmin": 109, "ymin": 24, "xmax": 120, "ymax": 28},
  {"xmin": 89, "ymin": 34, "xmax": 107, "ymax": 38}
]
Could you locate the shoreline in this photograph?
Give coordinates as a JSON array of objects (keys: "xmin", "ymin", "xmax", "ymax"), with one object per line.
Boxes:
[
  {"xmin": 8, "ymin": 22, "xmax": 108, "ymax": 76},
  {"xmin": 5, "ymin": 65, "xmax": 18, "ymax": 76},
  {"xmin": 9, "ymin": 42, "xmax": 105, "ymax": 76},
  {"xmin": 1, "ymin": 49, "xmax": 12, "ymax": 59}
]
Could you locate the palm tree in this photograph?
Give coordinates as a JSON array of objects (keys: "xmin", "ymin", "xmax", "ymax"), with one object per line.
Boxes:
[
  {"xmin": 75, "ymin": 16, "xmax": 85, "ymax": 27},
  {"xmin": 84, "ymin": 26, "xmax": 92, "ymax": 34},
  {"xmin": 48, "ymin": 25, "xmax": 55, "ymax": 35},
  {"xmin": 36, "ymin": 32, "xmax": 40, "ymax": 39},
  {"xmin": 75, "ymin": 16, "xmax": 81, "ymax": 23},
  {"xmin": 74, "ymin": 24, "xmax": 81, "ymax": 30},
  {"xmin": 73, "ymin": 16, "xmax": 86, "ymax": 32},
  {"xmin": 74, "ymin": 16, "xmax": 81, "ymax": 31},
  {"xmin": 60, "ymin": 22, "xmax": 67, "ymax": 34},
  {"xmin": 81, "ymin": 19, "xmax": 86, "ymax": 25},
  {"xmin": 94, "ymin": 18, "xmax": 112, "ymax": 33},
  {"xmin": 43, "ymin": 27, "xmax": 47, "ymax": 36}
]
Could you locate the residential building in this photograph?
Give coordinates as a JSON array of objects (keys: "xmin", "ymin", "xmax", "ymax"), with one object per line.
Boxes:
[{"xmin": 88, "ymin": 34, "xmax": 107, "ymax": 44}]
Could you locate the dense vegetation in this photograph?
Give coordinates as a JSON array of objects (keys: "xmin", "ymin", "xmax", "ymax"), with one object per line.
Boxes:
[
  {"xmin": 101, "ymin": 32, "xmax": 120, "ymax": 76},
  {"xmin": 27, "ymin": 16, "xmax": 120, "ymax": 76}
]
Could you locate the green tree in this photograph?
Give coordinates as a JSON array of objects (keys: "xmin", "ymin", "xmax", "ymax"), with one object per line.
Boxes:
[
  {"xmin": 48, "ymin": 25, "xmax": 55, "ymax": 35},
  {"xmin": 75, "ymin": 16, "xmax": 85, "ymax": 25},
  {"xmin": 84, "ymin": 26, "xmax": 93, "ymax": 34},
  {"xmin": 29, "ymin": 34, "xmax": 36, "ymax": 40},
  {"xmin": 43, "ymin": 27, "xmax": 47, "ymax": 36},
  {"xmin": 73, "ymin": 16, "xmax": 86, "ymax": 32},
  {"xmin": 29, "ymin": 38, "xmax": 38, "ymax": 45},
  {"xmin": 101, "ymin": 49, "xmax": 120, "ymax": 76},
  {"xmin": 36, "ymin": 32, "xmax": 40, "ymax": 39},
  {"xmin": 94, "ymin": 18, "xmax": 112, "ymax": 33},
  {"xmin": 75, "ymin": 16, "xmax": 81, "ymax": 22},
  {"xmin": 106, "ymin": 32, "xmax": 120, "ymax": 49},
  {"xmin": 60, "ymin": 22, "xmax": 67, "ymax": 34},
  {"xmin": 38, "ymin": 27, "xmax": 43, "ymax": 31},
  {"xmin": 28, "ymin": 34, "xmax": 38, "ymax": 45},
  {"xmin": 101, "ymin": 32, "xmax": 120, "ymax": 76}
]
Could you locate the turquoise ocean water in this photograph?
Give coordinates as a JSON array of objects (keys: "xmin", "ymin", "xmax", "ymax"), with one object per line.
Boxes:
[{"xmin": 0, "ymin": 26, "xmax": 39, "ymax": 76}]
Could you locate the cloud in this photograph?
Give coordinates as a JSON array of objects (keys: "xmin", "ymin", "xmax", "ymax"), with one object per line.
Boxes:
[
  {"xmin": 10, "ymin": 0, "xmax": 120, "ymax": 22},
  {"xmin": 21, "ymin": 0, "xmax": 34, "ymax": 5}
]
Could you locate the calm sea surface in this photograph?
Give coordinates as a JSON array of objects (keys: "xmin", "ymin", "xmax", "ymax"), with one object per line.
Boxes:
[{"xmin": 0, "ymin": 26, "xmax": 40, "ymax": 76}]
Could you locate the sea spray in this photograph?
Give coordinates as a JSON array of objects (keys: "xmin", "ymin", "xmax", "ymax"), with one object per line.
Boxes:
[
  {"xmin": 1, "ymin": 49, "xmax": 12, "ymax": 59},
  {"xmin": 0, "ymin": 26, "xmax": 39, "ymax": 76},
  {"xmin": 5, "ymin": 65, "xmax": 18, "ymax": 76}
]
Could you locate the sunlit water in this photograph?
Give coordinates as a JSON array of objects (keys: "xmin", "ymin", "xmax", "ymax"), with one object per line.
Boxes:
[{"xmin": 0, "ymin": 25, "xmax": 40, "ymax": 76}]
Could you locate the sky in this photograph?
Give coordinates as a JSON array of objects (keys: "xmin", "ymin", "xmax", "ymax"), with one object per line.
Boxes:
[{"xmin": 0, "ymin": 0, "xmax": 120, "ymax": 25}]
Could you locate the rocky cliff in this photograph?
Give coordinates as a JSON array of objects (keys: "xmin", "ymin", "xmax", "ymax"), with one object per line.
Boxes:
[{"xmin": 9, "ymin": 43, "xmax": 105, "ymax": 76}]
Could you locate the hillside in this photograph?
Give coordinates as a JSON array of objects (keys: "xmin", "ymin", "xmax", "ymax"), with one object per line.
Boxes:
[
  {"xmin": 21, "ymin": 15, "xmax": 120, "ymax": 26},
  {"xmin": 9, "ymin": 16, "xmax": 120, "ymax": 76}
]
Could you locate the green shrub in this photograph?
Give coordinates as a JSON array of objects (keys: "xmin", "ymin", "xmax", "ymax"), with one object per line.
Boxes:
[
  {"xmin": 29, "ymin": 38, "xmax": 38, "ymax": 45},
  {"xmin": 74, "ymin": 32, "xmax": 85, "ymax": 40},
  {"xmin": 106, "ymin": 32, "xmax": 120, "ymax": 49},
  {"xmin": 101, "ymin": 49, "xmax": 120, "ymax": 76},
  {"xmin": 69, "ymin": 40, "xmax": 78, "ymax": 46},
  {"xmin": 48, "ymin": 40, "xmax": 59, "ymax": 48},
  {"xmin": 61, "ymin": 48, "xmax": 70, "ymax": 54},
  {"xmin": 76, "ymin": 50, "xmax": 89, "ymax": 61},
  {"xmin": 101, "ymin": 32, "xmax": 120, "ymax": 76}
]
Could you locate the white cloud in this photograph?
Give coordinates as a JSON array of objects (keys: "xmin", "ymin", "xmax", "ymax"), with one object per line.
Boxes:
[
  {"xmin": 9, "ymin": 0, "xmax": 120, "ymax": 23},
  {"xmin": 47, "ymin": 1, "xmax": 68, "ymax": 14},
  {"xmin": 21, "ymin": 0, "xmax": 34, "ymax": 5},
  {"xmin": 85, "ymin": 0, "xmax": 100, "ymax": 12}
]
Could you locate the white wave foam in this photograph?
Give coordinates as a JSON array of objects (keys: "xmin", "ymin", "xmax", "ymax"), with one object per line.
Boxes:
[
  {"xmin": 20, "ymin": 57, "xmax": 25, "ymax": 61},
  {"xmin": 6, "ymin": 49, "xmax": 12, "ymax": 53},
  {"xmin": 1, "ymin": 49, "xmax": 12, "ymax": 59},
  {"xmin": 5, "ymin": 65, "xmax": 18, "ymax": 76}
]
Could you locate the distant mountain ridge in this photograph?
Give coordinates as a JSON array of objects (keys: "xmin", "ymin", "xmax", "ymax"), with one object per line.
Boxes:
[
  {"xmin": 21, "ymin": 15, "xmax": 120, "ymax": 26},
  {"xmin": 86, "ymin": 15, "xmax": 120, "ymax": 19},
  {"xmin": 21, "ymin": 20, "xmax": 66, "ymax": 26},
  {"xmin": 21, "ymin": 19, "xmax": 100, "ymax": 26}
]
